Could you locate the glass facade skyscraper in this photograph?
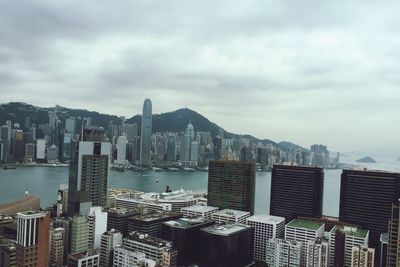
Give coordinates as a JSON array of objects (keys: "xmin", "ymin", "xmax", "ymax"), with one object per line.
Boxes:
[{"xmin": 140, "ymin": 98, "xmax": 152, "ymax": 166}]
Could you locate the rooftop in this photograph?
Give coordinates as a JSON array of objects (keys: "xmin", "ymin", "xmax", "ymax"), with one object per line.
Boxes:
[
  {"xmin": 181, "ymin": 205, "xmax": 219, "ymax": 213},
  {"xmin": 286, "ymin": 219, "xmax": 324, "ymax": 231},
  {"xmin": 335, "ymin": 226, "xmax": 369, "ymax": 238},
  {"xmin": 125, "ymin": 231, "xmax": 172, "ymax": 248},
  {"xmin": 202, "ymin": 223, "xmax": 252, "ymax": 236},
  {"xmin": 212, "ymin": 209, "xmax": 250, "ymax": 218},
  {"xmin": 69, "ymin": 250, "xmax": 99, "ymax": 261},
  {"xmin": 129, "ymin": 211, "xmax": 181, "ymax": 223},
  {"xmin": 163, "ymin": 217, "xmax": 213, "ymax": 229},
  {"xmin": 247, "ymin": 214, "xmax": 285, "ymax": 224}
]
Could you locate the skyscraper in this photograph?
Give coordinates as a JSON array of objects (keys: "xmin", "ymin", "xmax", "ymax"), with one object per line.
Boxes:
[
  {"xmin": 339, "ymin": 169, "xmax": 400, "ymax": 256},
  {"xmin": 67, "ymin": 128, "xmax": 111, "ymax": 215},
  {"xmin": 266, "ymin": 239, "xmax": 302, "ymax": 267},
  {"xmin": 351, "ymin": 245, "xmax": 375, "ymax": 267},
  {"xmin": 207, "ymin": 160, "xmax": 256, "ymax": 214},
  {"xmin": 387, "ymin": 199, "xmax": 400, "ymax": 266},
  {"xmin": 16, "ymin": 211, "xmax": 50, "ymax": 267},
  {"xmin": 270, "ymin": 164, "xmax": 324, "ymax": 223},
  {"xmin": 140, "ymin": 98, "xmax": 152, "ymax": 166}
]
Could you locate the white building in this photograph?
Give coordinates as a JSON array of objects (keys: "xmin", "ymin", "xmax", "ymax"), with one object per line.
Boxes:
[
  {"xmin": 181, "ymin": 205, "xmax": 219, "ymax": 219},
  {"xmin": 49, "ymin": 227, "xmax": 65, "ymax": 267},
  {"xmin": 88, "ymin": 207, "xmax": 108, "ymax": 249},
  {"xmin": 285, "ymin": 219, "xmax": 325, "ymax": 267},
  {"xmin": 36, "ymin": 138, "xmax": 46, "ymax": 160},
  {"xmin": 100, "ymin": 229, "xmax": 123, "ymax": 267},
  {"xmin": 266, "ymin": 239, "xmax": 302, "ymax": 267},
  {"xmin": 351, "ymin": 245, "xmax": 375, "ymax": 267},
  {"xmin": 113, "ymin": 247, "xmax": 156, "ymax": 267},
  {"xmin": 68, "ymin": 250, "xmax": 100, "ymax": 267},
  {"xmin": 246, "ymin": 214, "xmax": 285, "ymax": 262},
  {"xmin": 306, "ymin": 237, "xmax": 329, "ymax": 267},
  {"xmin": 329, "ymin": 226, "xmax": 369, "ymax": 267},
  {"xmin": 211, "ymin": 209, "xmax": 250, "ymax": 223},
  {"xmin": 115, "ymin": 135, "xmax": 128, "ymax": 164}
]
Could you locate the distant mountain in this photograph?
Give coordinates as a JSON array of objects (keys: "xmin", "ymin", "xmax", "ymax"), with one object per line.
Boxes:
[
  {"xmin": 356, "ymin": 156, "xmax": 377, "ymax": 163},
  {"xmin": 278, "ymin": 141, "xmax": 306, "ymax": 151},
  {"xmin": 0, "ymin": 102, "xmax": 303, "ymax": 149}
]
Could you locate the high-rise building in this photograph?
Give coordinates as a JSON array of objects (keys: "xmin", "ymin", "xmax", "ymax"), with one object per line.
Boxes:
[
  {"xmin": 306, "ymin": 237, "xmax": 329, "ymax": 267},
  {"xmin": 246, "ymin": 214, "xmax": 285, "ymax": 263},
  {"xmin": 0, "ymin": 240, "xmax": 16, "ymax": 267},
  {"xmin": 199, "ymin": 223, "xmax": 254, "ymax": 267},
  {"xmin": 161, "ymin": 217, "xmax": 215, "ymax": 266},
  {"xmin": 351, "ymin": 245, "xmax": 375, "ymax": 267},
  {"xmin": 53, "ymin": 217, "xmax": 73, "ymax": 264},
  {"xmin": 387, "ymin": 199, "xmax": 400, "ymax": 266},
  {"xmin": 181, "ymin": 205, "xmax": 219, "ymax": 219},
  {"xmin": 49, "ymin": 227, "xmax": 65, "ymax": 267},
  {"xmin": 115, "ymin": 135, "xmax": 128, "ymax": 164},
  {"xmin": 16, "ymin": 211, "xmax": 50, "ymax": 267},
  {"xmin": 112, "ymin": 247, "xmax": 156, "ymax": 267},
  {"xmin": 285, "ymin": 219, "xmax": 325, "ymax": 266},
  {"xmin": 13, "ymin": 130, "xmax": 24, "ymax": 162},
  {"xmin": 211, "ymin": 209, "xmax": 250, "ymax": 224},
  {"xmin": 140, "ymin": 99, "xmax": 152, "ymax": 166},
  {"xmin": 36, "ymin": 138, "xmax": 46, "ymax": 160},
  {"xmin": 207, "ymin": 160, "xmax": 255, "ymax": 214},
  {"xmin": 310, "ymin": 144, "xmax": 329, "ymax": 167},
  {"xmin": 379, "ymin": 233, "xmax": 388, "ymax": 267},
  {"xmin": 99, "ymin": 229, "xmax": 122, "ymax": 267},
  {"xmin": 88, "ymin": 207, "xmax": 108, "ymax": 249},
  {"xmin": 71, "ymin": 215, "xmax": 89, "ymax": 254},
  {"xmin": 68, "ymin": 128, "xmax": 111, "ymax": 215},
  {"xmin": 68, "ymin": 250, "xmax": 100, "ymax": 267},
  {"xmin": 166, "ymin": 134, "xmax": 176, "ymax": 161},
  {"xmin": 270, "ymin": 164, "xmax": 324, "ymax": 223},
  {"xmin": 266, "ymin": 239, "xmax": 302, "ymax": 267},
  {"xmin": 24, "ymin": 143, "xmax": 35, "ymax": 161},
  {"xmin": 339, "ymin": 169, "xmax": 400, "ymax": 256},
  {"xmin": 329, "ymin": 225, "xmax": 369, "ymax": 267},
  {"xmin": 106, "ymin": 208, "xmax": 140, "ymax": 236}
]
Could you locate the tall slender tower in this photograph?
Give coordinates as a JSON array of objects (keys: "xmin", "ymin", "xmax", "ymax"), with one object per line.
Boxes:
[
  {"xmin": 140, "ymin": 98, "xmax": 152, "ymax": 166},
  {"xmin": 67, "ymin": 128, "xmax": 111, "ymax": 216},
  {"xmin": 387, "ymin": 199, "xmax": 400, "ymax": 266}
]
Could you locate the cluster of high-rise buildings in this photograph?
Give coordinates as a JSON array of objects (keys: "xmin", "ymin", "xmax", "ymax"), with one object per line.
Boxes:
[{"xmin": 0, "ymin": 100, "xmax": 339, "ymax": 169}]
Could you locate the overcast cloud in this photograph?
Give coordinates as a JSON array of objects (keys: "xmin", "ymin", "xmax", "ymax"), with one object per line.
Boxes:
[{"xmin": 0, "ymin": 0, "xmax": 399, "ymax": 156}]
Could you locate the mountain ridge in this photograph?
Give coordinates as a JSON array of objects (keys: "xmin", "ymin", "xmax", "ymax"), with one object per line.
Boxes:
[{"xmin": 0, "ymin": 102, "xmax": 305, "ymax": 149}]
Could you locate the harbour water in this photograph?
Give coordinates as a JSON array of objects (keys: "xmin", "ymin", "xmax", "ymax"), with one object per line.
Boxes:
[{"xmin": 0, "ymin": 157, "xmax": 398, "ymax": 216}]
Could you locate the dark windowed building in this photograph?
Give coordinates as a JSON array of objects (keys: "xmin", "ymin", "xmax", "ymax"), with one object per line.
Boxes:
[
  {"xmin": 270, "ymin": 164, "xmax": 324, "ymax": 223},
  {"xmin": 339, "ymin": 169, "xmax": 400, "ymax": 263},
  {"xmin": 207, "ymin": 160, "xmax": 255, "ymax": 215}
]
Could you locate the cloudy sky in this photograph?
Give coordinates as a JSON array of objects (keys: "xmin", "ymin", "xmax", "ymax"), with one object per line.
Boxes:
[{"xmin": 0, "ymin": 1, "xmax": 399, "ymax": 156}]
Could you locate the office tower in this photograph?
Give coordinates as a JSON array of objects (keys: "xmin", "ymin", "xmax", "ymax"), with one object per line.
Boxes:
[
  {"xmin": 270, "ymin": 164, "xmax": 324, "ymax": 223},
  {"xmin": 208, "ymin": 160, "xmax": 255, "ymax": 214},
  {"xmin": 266, "ymin": 239, "xmax": 302, "ymax": 267},
  {"xmin": 190, "ymin": 141, "xmax": 198, "ymax": 163},
  {"xmin": 306, "ymin": 237, "xmax": 329, "ymax": 267},
  {"xmin": 246, "ymin": 215, "xmax": 285, "ymax": 262},
  {"xmin": 240, "ymin": 146, "xmax": 253, "ymax": 161},
  {"xmin": 68, "ymin": 128, "xmax": 111, "ymax": 215},
  {"xmin": 140, "ymin": 98, "xmax": 152, "ymax": 166},
  {"xmin": 285, "ymin": 219, "xmax": 325, "ymax": 266},
  {"xmin": 122, "ymin": 232, "xmax": 177, "ymax": 264},
  {"xmin": 161, "ymin": 217, "xmax": 215, "ymax": 266},
  {"xmin": 47, "ymin": 144, "xmax": 58, "ymax": 162},
  {"xmin": 66, "ymin": 117, "xmax": 76, "ymax": 135},
  {"xmin": 29, "ymin": 126, "xmax": 36, "ymax": 142},
  {"xmin": 213, "ymin": 135, "xmax": 222, "ymax": 160},
  {"xmin": 48, "ymin": 111, "xmax": 59, "ymax": 146},
  {"xmin": 106, "ymin": 208, "xmax": 140, "ymax": 236},
  {"xmin": 351, "ymin": 245, "xmax": 375, "ymax": 267},
  {"xmin": 115, "ymin": 135, "xmax": 128, "ymax": 164},
  {"xmin": 329, "ymin": 225, "xmax": 369, "ymax": 267},
  {"xmin": 339, "ymin": 169, "xmax": 400, "ymax": 255},
  {"xmin": 63, "ymin": 133, "xmax": 72, "ymax": 160},
  {"xmin": 0, "ymin": 140, "xmax": 9, "ymax": 162},
  {"xmin": 127, "ymin": 211, "xmax": 182, "ymax": 238},
  {"xmin": 379, "ymin": 234, "xmax": 388, "ymax": 267},
  {"xmin": 49, "ymin": 227, "xmax": 65, "ymax": 267},
  {"xmin": 13, "ymin": 130, "xmax": 24, "ymax": 162},
  {"xmin": 310, "ymin": 144, "xmax": 329, "ymax": 167},
  {"xmin": 0, "ymin": 240, "xmax": 16, "ymax": 267},
  {"xmin": 387, "ymin": 199, "xmax": 400, "ymax": 266},
  {"xmin": 181, "ymin": 205, "xmax": 219, "ymax": 219},
  {"xmin": 199, "ymin": 223, "xmax": 254, "ymax": 267},
  {"xmin": 88, "ymin": 207, "xmax": 108, "ymax": 249},
  {"xmin": 1, "ymin": 124, "xmax": 11, "ymax": 141},
  {"xmin": 16, "ymin": 211, "xmax": 50, "ymax": 267},
  {"xmin": 99, "ymin": 229, "xmax": 122, "ymax": 267},
  {"xmin": 24, "ymin": 143, "xmax": 35, "ymax": 161},
  {"xmin": 211, "ymin": 209, "xmax": 250, "ymax": 223},
  {"xmin": 166, "ymin": 134, "xmax": 176, "ymax": 161},
  {"xmin": 71, "ymin": 215, "xmax": 89, "ymax": 254},
  {"xmin": 68, "ymin": 250, "xmax": 100, "ymax": 267},
  {"xmin": 36, "ymin": 138, "xmax": 46, "ymax": 160}
]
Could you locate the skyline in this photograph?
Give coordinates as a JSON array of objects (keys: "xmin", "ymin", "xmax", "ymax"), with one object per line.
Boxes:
[{"xmin": 1, "ymin": 1, "xmax": 399, "ymax": 156}]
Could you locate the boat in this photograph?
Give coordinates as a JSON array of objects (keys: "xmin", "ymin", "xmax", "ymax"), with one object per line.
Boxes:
[
  {"xmin": 183, "ymin": 167, "xmax": 195, "ymax": 172},
  {"xmin": 3, "ymin": 165, "xmax": 16, "ymax": 170},
  {"xmin": 167, "ymin": 167, "xmax": 180, "ymax": 172},
  {"xmin": 155, "ymin": 179, "xmax": 160, "ymax": 183},
  {"xmin": 152, "ymin": 167, "xmax": 163, "ymax": 172}
]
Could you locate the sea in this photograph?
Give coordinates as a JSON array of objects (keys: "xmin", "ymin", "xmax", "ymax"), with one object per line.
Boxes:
[{"xmin": 0, "ymin": 155, "xmax": 398, "ymax": 217}]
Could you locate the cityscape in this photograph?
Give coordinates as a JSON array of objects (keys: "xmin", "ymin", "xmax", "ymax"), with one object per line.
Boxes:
[
  {"xmin": 0, "ymin": 98, "xmax": 399, "ymax": 267},
  {"xmin": 1, "ymin": 1, "xmax": 400, "ymax": 267}
]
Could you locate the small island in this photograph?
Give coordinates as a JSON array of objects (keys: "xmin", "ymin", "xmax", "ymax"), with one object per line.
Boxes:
[{"xmin": 356, "ymin": 156, "xmax": 377, "ymax": 163}]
